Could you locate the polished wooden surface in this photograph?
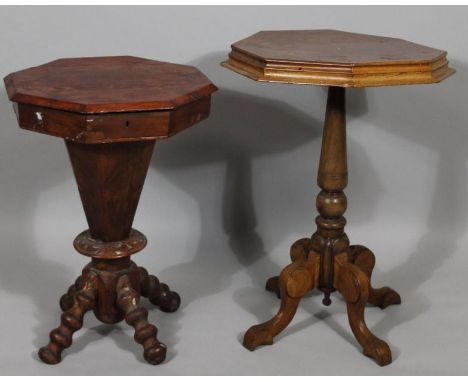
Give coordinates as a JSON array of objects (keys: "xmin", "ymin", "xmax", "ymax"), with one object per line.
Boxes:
[
  {"xmin": 5, "ymin": 56, "xmax": 216, "ymax": 365},
  {"xmin": 242, "ymin": 87, "xmax": 401, "ymax": 366},
  {"xmin": 40, "ymin": 258, "xmax": 180, "ymax": 365},
  {"xmin": 66, "ymin": 140, "xmax": 155, "ymax": 242},
  {"xmin": 222, "ymin": 30, "xmax": 455, "ymax": 87},
  {"xmin": 224, "ymin": 31, "xmax": 454, "ymax": 365},
  {"xmin": 5, "ymin": 57, "xmax": 216, "ymax": 143},
  {"xmin": 5, "ymin": 56, "xmax": 217, "ymax": 112}
]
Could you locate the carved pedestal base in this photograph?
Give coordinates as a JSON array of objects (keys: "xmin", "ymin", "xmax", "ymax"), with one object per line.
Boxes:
[
  {"xmin": 243, "ymin": 239, "xmax": 400, "ymax": 366},
  {"xmin": 243, "ymin": 86, "xmax": 401, "ymax": 366},
  {"xmin": 38, "ymin": 232, "xmax": 180, "ymax": 365}
]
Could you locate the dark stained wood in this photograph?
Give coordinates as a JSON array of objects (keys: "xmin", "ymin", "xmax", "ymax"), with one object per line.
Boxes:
[
  {"xmin": 242, "ymin": 87, "xmax": 401, "ymax": 367},
  {"xmin": 73, "ymin": 229, "xmax": 147, "ymax": 259},
  {"xmin": 5, "ymin": 56, "xmax": 214, "ymax": 365},
  {"xmin": 222, "ymin": 30, "xmax": 455, "ymax": 87},
  {"xmin": 13, "ymin": 95, "xmax": 212, "ymax": 143},
  {"xmin": 40, "ymin": 258, "xmax": 180, "ymax": 364},
  {"xmin": 15, "ymin": 103, "xmax": 86, "ymax": 140},
  {"xmin": 139, "ymin": 266, "xmax": 181, "ymax": 313},
  {"xmin": 116, "ymin": 273, "xmax": 167, "ymax": 364},
  {"xmin": 66, "ymin": 139, "xmax": 155, "ymax": 242},
  {"xmin": 38, "ymin": 271, "xmax": 98, "ymax": 364},
  {"xmin": 4, "ymin": 56, "xmax": 217, "ymax": 113}
]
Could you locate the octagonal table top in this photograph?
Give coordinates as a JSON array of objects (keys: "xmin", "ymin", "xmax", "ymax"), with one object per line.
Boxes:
[
  {"xmin": 222, "ymin": 30, "xmax": 455, "ymax": 87},
  {"xmin": 4, "ymin": 56, "xmax": 217, "ymax": 113},
  {"xmin": 4, "ymin": 56, "xmax": 217, "ymax": 144}
]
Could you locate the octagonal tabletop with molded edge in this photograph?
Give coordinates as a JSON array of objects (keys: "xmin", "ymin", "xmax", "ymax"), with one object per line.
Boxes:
[
  {"xmin": 221, "ymin": 30, "xmax": 455, "ymax": 87},
  {"xmin": 4, "ymin": 56, "xmax": 217, "ymax": 143}
]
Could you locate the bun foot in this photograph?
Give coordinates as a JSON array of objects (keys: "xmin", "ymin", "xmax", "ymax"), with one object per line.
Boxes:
[
  {"xmin": 144, "ymin": 343, "xmax": 167, "ymax": 365},
  {"xmin": 243, "ymin": 326, "xmax": 273, "ymax": 351},
  {"xmin": 158, "ymin": 285, "xmax": 181, "ymax": 313},
  {"xmin": 139, "ymin": 267, "xmax": 181, "ymax": 313},
  {"xmin": 38, "ymin": 346, "xmax": 61, "ymax": 365}
]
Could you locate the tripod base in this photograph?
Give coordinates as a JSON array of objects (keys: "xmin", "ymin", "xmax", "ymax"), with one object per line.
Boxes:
[{"xmin": 243, "ymin": 238, "xmax": 400, "ymax": 367}]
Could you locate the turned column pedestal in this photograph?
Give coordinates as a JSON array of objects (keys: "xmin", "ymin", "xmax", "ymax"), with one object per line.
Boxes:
[
  {"xmin": 245, "ymin": 86, "xmax": 401, "ymax": 366},
  {"xmin": 222, "ymin": 29, "xmax": 454, "ymax": 366},
  {"xmin": 4, "ymin": 56, "xmax": 217, "ymax": 364}
]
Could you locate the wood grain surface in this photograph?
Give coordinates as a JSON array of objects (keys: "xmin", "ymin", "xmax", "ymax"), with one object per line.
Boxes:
[
  {"xmin": 5, "ymin": 56, "xmax": 217, "ymax": 113},
  {"xmin": 222, "ymin": 30, "xmax": 455, "ymax": 87}
]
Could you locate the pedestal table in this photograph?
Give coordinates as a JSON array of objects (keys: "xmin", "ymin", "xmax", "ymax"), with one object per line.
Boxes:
[
  {"xmin": 5, "ymin": 56, "xmax": 217, "ymax": 364},
  {"xmin": 222, "ymin": 30, "xmax": 454, "ymax": 366}
]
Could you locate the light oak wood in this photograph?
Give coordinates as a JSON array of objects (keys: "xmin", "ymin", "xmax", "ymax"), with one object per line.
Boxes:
[
  {"xmin": 241, "ymin": 86, "xmax": 400, "ymax": 367},
  {"xmin": 222, "ymin": 30, "xmax": 455, "ymax": 87},
  {"xmin": 223, "ymin": 30, "xmax": 454, "ymax": 366}
]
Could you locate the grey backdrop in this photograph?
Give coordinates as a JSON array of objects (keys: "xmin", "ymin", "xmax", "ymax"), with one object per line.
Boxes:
[{"xmin": 0, "ymin": 5, "xmax": 467, "ymax": 376}]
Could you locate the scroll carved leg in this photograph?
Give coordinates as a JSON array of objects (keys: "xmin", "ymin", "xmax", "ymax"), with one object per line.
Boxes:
[
  {"xmin": 59, "ymin": 276, "xmax": 83, "ymax": 312},
  {"xmin": 243, "ymin": 251, "xmax": 319, "ymax": 351},
  {"xmin": 116, "ymin": 275, "xmax": 167, "ymax": 365},
  {"xmin": 139, "ymin": 267, "xmax": 181, "ymax": 313},
  {"xmin": 38, "ymin": 272, "xmax": 97, "ymax": 364},
  {"xmin": 350, "ymin": 245, "xmax": 401, "ymax": 309},
  {"xmin": 265, "ymin": 238, "xmax": 312, "ymax": 299},
  {"xmin": 334, "ymin": 253, "xmax": 392, "ymax": 366}
]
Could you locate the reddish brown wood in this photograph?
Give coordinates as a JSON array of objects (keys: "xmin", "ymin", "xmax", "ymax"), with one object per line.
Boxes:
[
  {"xmin": 5, "ymin": 56, "xmax": 216, "ymax": 365},
  {"xmin": 5, "ymin": 56, "xmax": 217, "ymax": 113},
  {"xmin": 139, "ymin": 266, "xmax": 181, "ymax": 313},
  {"xmin": 5, "ymin": 57, "xmax": 216, "ymax": 143},
  {"xmin": 242, "ymin": 87, "xmax": 401, "ymax": 367},
  {"xmin": 43, "ymin": 258, "xmax": 177, "ymax": 364},
  {"xmin": 12, "ymin": 96, "xmax": 212, "ymax": 143},
  {"xmin": 73, "ymin": 229, "xmax": 147, "ymax": 259},
  {"xmin": 39, "ymin": 272, "xmax": 98, "ymax": 364},
  {"xmin": 66, "ymin": 140, "xmax": 155, "ymax": 242},
  {"xmin": 116, "ymin": 274, "xmax": 167, "ymax": 365}
]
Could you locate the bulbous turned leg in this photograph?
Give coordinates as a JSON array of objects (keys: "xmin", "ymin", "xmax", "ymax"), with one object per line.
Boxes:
[
  {"xmin": 116, "ymin": 275, "xmax": 167, "ymax": 365},
  {"xmin": 138, "ymin": 267, "xmax": 181, "ymax": 313},
  {"xmin": 38, "ymin": 272, "xmax": 97, "ymax": 364},
  {"xmin": 59, "ymin": 276, "xmax": 83, "ymax": 312},
  {"xmin": 334, "ymin": 253, "xmax": 392, "ymax": 366},
  {"xmin": 243, "ymin": 251, "xmax": 320, "ymax": 351},
  {"xmin": 350, "ymin": 245, "xmax": 401, "ymax": 309},
  {"xmin": 265, "ymin": 238, "xmax": 312, "ymax": 299}
]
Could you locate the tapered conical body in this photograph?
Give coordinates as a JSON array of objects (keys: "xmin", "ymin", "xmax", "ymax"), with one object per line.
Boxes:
[{"xmin": 66, "ymin": 140, "xmax": 155, "ymax": 242}]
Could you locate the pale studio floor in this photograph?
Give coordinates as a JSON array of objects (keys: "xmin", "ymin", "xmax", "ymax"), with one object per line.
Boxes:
[{"xmin": 1, "ymin": 214, "xmax": 467, "ymax": 375}]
